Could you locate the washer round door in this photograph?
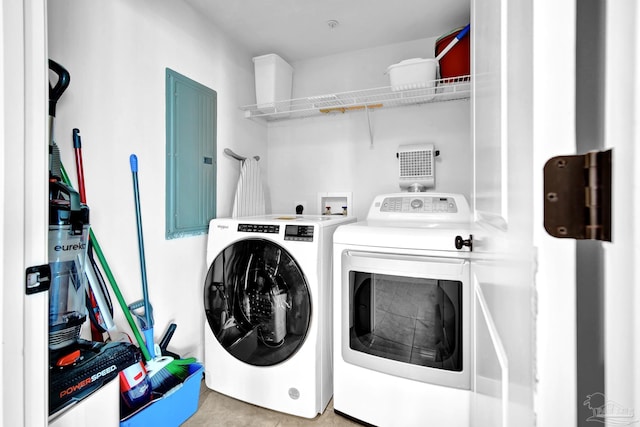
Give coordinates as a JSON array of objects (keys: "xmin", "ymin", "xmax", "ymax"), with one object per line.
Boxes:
[{"xmin": 204, "ymin": 238, "xmax": 311, "ymax": 366}]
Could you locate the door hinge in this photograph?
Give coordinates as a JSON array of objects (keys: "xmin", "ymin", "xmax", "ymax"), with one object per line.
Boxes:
[
  {"xmin": 25, "ymin": 264, "xmax": 51, "ymax": 295},
  {"xmin": 543, "ymin": 149, "xmax": 612, "ymax": 241}
]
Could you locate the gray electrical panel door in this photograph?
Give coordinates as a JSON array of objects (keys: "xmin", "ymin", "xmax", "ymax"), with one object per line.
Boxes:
[{"xmin": 166, "ymin": 68, "xmax": 217, "ymax": 239}]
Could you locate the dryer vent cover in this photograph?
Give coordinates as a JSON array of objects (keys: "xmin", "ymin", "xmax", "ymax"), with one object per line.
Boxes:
[{"xmin": 397, "ymin": 143, "xmax": 435, "ymax": 192}]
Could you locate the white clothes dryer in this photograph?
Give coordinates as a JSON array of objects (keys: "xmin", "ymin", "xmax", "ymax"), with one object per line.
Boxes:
[
  {"xmin": 333, "ymin": 193, "xmax": 474, "ymax": 427},
  {"xmin": 204, "ymin": 214, "xmax": 355, "ymax": 418}
]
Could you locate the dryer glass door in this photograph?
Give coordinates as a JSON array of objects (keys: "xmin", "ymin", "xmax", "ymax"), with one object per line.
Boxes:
[
  {"xmin": 341, "ymin": 251, "xmax": 470, "ymax": 390},
  {"xmin": 204, "ymin": 238, "xmax": 311, "ymax": 366}
]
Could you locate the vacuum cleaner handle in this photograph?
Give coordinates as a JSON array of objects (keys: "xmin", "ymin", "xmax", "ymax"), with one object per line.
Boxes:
[{"xmin": 48, "ymin": 59, "xmax": 70, "ymax": 117}]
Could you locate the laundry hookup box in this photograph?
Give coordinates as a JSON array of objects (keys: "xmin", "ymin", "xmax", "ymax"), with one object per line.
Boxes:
[{"xmin": 120, "ymin": 362, "xmax": 203, "ymax": 427}]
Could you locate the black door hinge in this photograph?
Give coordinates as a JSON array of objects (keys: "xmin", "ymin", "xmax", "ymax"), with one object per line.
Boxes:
[
  {"xmin": 544, "ymin": 149, "xmax": 612, "ymax": 241},
  {"xmin": 25, "ymin": 264, "xmax": 51, "ymax": 295}
]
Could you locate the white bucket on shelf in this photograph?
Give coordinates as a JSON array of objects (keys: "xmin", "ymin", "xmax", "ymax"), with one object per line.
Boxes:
[{"xmin": 253, "ymin": 53, "xmax": 293, "ymax": 114}]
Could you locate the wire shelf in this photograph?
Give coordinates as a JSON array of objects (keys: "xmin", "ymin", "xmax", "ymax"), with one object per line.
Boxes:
[{"xmin": 239, "ymin": 75, "xmax": 471, "ymax": 121}]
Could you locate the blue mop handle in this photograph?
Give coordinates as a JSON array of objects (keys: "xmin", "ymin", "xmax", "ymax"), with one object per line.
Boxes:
[
  {"xmin": 130, "ymin": 154, "xmax": 154, "ymax": 357},
  {"xmin": 456, "ymin": 24, "xmax": 470, "ymax": 41},
  {"xmin": 436, "ymin": 24, "xmax": 470, "ymax": 61}
]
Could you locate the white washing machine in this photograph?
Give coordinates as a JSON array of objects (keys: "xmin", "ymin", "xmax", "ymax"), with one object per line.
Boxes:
[
  {"xmin": 333, "ymin": 193, "xmax": 474, "ymax": 427},
  {"xmin": 203, "ymin": 214, "xmax": 355, "ymax": 418}
]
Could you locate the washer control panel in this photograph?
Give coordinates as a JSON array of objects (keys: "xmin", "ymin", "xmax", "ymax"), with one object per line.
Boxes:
[
  {"xmin": 238, "ymin": 224, "xmax": 280, "ymax": 234},
  {"xmin": 284, "ymin": 225, "xmax": 314, "ymax": 242},
  {"xmin": 380, "ymin": 196, "xmax": 458, "ymax": 213},
  {"xmin": 237, "ymin": 223, "xmax": 315, "ymax": 242}
]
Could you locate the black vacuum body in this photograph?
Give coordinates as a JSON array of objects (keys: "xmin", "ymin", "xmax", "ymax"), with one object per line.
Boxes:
[
  {"xmin": 48, "ymin": 179, "xmax": 90, "ymax": 350},
  {"xmin": 49, "ymin": 339, "xmax": 142, "ymax": 415}
]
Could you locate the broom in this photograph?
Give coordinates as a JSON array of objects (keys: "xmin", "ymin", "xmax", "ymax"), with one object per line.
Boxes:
[{"xmin": 129, "ymin": 154, "xmax": 194, "ymax": 393}]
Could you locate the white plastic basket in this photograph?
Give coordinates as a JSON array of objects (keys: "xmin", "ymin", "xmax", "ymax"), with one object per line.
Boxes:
[{"xmin": 386, "ymin": 58, "xmax": 438, "ymax": 92}]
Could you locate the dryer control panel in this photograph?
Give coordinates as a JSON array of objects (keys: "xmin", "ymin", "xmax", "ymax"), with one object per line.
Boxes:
[
  {"xmin": 367, "ymin": 192, "xmax": 471, "ymax": 223},
  {"xmin": 380, "ymin": 196, "xmax": 458, "ymax": 213}
]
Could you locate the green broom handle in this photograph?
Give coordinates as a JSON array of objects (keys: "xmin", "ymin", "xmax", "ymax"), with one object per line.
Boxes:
[
  {"xmin": 60, "ymin": 165, "xmax": 152, "ymax": 361},
  {"xmin": 88, "ymin": 229, "xmax": 152, "ymax": 361}
]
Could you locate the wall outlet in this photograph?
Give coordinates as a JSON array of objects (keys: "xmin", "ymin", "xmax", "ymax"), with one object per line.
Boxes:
[{"xmin": 294, "ymin": 201, "xmax": 307, "ymax": 215}]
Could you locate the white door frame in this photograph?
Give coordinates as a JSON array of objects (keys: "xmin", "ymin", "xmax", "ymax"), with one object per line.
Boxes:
[
  {"xmin": 534, "ymin": 1, "xmax": 639, "ymax": 425},
  {"xmin": 604, "ymin": 0, "xmax": 639, "ymax": 420},
  {"xmin": 532, "ymin": 1, "xmax": 578, "ymax": 425},
  {"xmin": 1, "ymin": 0, "xmax": 49, "ymax": 425}
]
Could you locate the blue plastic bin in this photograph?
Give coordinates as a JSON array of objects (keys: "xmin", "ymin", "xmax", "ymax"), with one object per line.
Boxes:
[{"xmin": 120, "ymin": 363, "xmax": 203, "ymax": 427}]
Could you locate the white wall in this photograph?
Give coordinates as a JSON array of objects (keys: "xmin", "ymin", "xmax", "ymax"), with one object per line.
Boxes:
[
  {"xmin": 291, "ymin": 37, "xmax": 439, "ymax": 95},
  {"xmin": 268, "ymin": 40, "xmax": 472, "ymax": 220},
  {"xmin": 47, "ymin": 0, "xmax": 265, "ymax": 361}
]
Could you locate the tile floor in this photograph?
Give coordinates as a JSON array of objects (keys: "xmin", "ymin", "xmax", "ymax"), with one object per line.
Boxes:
[{"xmin": 183, "ymin": 382, "xmax": 361, "ymax": 426}]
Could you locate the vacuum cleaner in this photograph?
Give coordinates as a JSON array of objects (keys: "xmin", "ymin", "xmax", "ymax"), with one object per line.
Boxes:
[
  {"xmin": 48, "ymin": 59, "xmax": 143, "ymax": 416},
  {"xmin": 47, "ymin": 176, "xmax": 139, "ymax": 415}
]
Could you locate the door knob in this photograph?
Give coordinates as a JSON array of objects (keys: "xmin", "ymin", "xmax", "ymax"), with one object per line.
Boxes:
[{"xmin": 455, "ymin": 235, "xmax": 473, "ymax": 251}]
